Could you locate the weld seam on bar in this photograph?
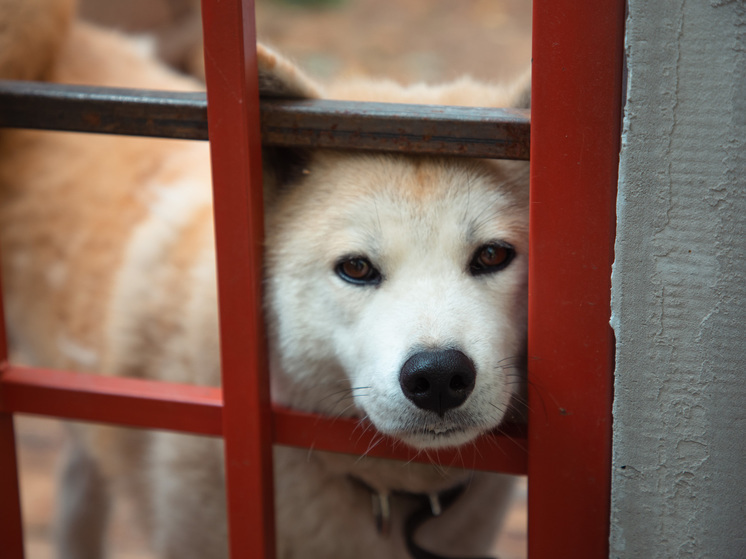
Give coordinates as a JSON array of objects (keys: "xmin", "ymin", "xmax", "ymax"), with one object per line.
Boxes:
[{"xmin": 0, "ymin": 81, "xmax": 529, "ymax": 159}]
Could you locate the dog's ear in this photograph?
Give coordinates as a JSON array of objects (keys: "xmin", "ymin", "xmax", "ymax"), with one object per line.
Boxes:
[
  {"xmin": 257, "ymin": 43, "xmax": 322, "ymax": 99},
  {"xmin": 257, "ymin": 44, "xmax": 321, "ymax": 196}
]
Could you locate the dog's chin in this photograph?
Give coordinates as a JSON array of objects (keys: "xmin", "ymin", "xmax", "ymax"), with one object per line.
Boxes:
[{"xmin": 390, "ymin": 424, "xmax": 484, "ymax": 450}]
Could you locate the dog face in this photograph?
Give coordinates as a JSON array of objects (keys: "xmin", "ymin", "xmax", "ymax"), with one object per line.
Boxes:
[
  {"xmin": 265, "ymin": 152, "xmax": 528, "ymax": 449},
  {"xmin": 257, "ymin": 45, "xmax": 529, "ymax": 450}
]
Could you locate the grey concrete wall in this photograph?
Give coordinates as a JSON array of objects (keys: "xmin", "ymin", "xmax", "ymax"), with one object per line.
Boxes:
[{"xmin": 610, "ymin": 1, "xmax": 745, "ymax": 557}]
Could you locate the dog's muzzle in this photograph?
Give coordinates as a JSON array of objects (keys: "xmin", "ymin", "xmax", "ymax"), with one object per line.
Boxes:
[{"xmin": 399, "ymin": 349, "xmax": 476, "ymax": 417}]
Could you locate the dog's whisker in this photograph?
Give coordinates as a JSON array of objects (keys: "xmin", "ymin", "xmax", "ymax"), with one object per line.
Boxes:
[
  {"xmin": 327, "ymin": 391, "xmax": 369, "ymax": 413},
  {"xmin": 317, "ymin": 385, "xmax": 371, "ymax": 404},
  {"xmin": 352, "ymin": 417, "xmax": 378, "ymax": 448},
  {"xmin": 356, "ymin": 433, "xmax": 385, "ymax": 462},
  {"xmin": 490, "ymin": 422, "xmax": 529, "ymax": 454},
  {"xmin": 327, "ymin": 402, "xmax": 361, "ymax": 424},
  {"xmin": 483, "ymin": 433, "xmax": 510, "ymax": 457}
]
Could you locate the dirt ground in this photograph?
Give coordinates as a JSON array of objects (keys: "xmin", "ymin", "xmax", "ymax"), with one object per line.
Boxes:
[{"xmin": 14, "ymin": 0, "xmax": 532, "ymax": 557}]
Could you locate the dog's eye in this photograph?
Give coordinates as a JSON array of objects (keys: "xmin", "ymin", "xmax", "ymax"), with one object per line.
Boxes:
[
  {"xmin": 335, "ymin": 256, "xmax": 382, "ymax": 286},
  {"xmin": 469, "ymin": 243, "xmax": 515, "ymax": 276}
]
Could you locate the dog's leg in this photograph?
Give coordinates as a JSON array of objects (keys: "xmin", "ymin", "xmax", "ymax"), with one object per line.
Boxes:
[
  {"xmin": 149, "ymin": 432, "xmax": 228, "ymax": 559},
  {"xmin": 53, "ymin": 440, "xmax": 110, "ymax": 559}
]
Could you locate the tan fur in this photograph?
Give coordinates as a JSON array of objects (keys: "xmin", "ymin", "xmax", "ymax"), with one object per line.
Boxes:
[
  {"xmin": 0, "ymin": 0, "xmax": 75, "ymax": 80},
  {"xmin": 329, "ymin": 72, "xmax": 530, "ymax": 108},
  {"xmin": 0, "ymin": 2, "xmax": 529, "ymax": 557}
]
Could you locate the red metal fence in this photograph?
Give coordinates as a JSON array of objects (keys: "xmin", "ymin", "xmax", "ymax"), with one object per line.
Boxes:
[
  {"xmin": 529, "ymin": 1, "xmax": 624, "ymax": 556},
  {"xmin": 0, "ymin": 0, "xmax": 624, "ymax": 557}
]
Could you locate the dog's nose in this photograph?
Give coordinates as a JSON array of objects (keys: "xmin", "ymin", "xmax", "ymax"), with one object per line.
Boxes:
[{"xmin": 399, "ymin": 349, "xmax": 476, "ymax": 416}]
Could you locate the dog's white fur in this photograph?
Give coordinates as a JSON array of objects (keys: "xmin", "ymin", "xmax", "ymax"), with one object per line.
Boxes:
[{"xmin": 0, "ymin": 1, "xmax": 529, "ymax": 557}]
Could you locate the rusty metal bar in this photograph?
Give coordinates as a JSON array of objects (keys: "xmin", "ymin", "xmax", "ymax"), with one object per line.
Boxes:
[
  {"xmin": 261, "ymin": 99, "xmax": 530, "ymax": 159},
  {"xmin": 0, "ymin": 80, "xmax": 207, "ymax": 140},
  {"xmin": 0, "ymin": 80, "xmax": 529, "ymax": 159}
]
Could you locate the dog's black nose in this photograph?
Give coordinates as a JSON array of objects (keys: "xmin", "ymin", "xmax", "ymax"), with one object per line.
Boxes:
[{"xmin": 399, "ymin": 349, "xmax": 476, "ymax": 416}]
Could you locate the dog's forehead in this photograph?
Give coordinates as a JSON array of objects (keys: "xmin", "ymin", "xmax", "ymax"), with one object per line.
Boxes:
[
  {"xmin": 313, "ymin": 153, "xmax": 522, "ymax": 210},
  {"xmin": 267, "ymin": 152, "xmax": 528, "ymax": 265},
  {"xmin": 326, "ymin": 154, "xmax": 525, "ymax": 237}
]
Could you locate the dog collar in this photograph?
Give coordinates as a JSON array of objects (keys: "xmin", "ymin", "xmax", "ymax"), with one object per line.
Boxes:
[{"xmin": 347, "ymin": 476, "xmax": 497, "ymax": 559}]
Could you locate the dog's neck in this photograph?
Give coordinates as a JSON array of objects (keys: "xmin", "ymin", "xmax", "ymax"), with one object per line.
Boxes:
[{"xmin": 347, "ymin": 475, "xmax": 495, "ymax": 559}]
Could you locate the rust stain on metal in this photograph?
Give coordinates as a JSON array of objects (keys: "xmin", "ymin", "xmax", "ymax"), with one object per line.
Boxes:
[
  {"xmin": 83, "ymin": 112, "xmax": 101, "ymax": 127},
  {"xmin": 0, "ymin": 82, "xmax": 529, "ymax": 160}
]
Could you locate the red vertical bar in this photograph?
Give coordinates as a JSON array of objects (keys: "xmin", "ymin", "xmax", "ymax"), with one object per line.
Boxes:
[
  {"xmin": 0, "ymin": 414, "xmax": 25, "ymax": 559},
  {"xmin": 528, "ymin": 1, "xmax": 624, "ymax": 558},
  {"xmin": 200, "ymin": 0, "xmax": 275, "ymax": 557},
  {"xmin": 0, "ymin": 268, "xmax": 25, "ymax": 557}
]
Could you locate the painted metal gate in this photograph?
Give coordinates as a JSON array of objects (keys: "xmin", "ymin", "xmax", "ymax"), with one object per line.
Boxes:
[{"xmin": 0, "ymin": 0, "xmax": 624, "ymax": 557}]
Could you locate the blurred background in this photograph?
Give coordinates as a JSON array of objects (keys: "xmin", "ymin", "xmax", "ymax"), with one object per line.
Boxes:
[
  {"xmin": 75, "ymin": 0, "xmax": 531, "ymax": 85},
  {"xmin": 15, "ymin": 1, "xmax": 531, "ymax": 557}
]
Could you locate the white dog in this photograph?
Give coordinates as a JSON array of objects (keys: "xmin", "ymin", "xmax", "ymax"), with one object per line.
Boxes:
[{"xmin": 0, "ymin": 0, "xmax": 529, "ymax": 557}]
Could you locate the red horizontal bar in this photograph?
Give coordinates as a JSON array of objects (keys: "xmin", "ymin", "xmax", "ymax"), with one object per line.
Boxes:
[
  {"xmin": 0, "ymin": 365, "xmax": 223, "ymax": 435},
  {"xmin": 274, "ymin": 406, "xmax": 526, "ymax": 474},
  {"xmin": 0, "ymin": 365, "xmax": 527, "ymax": 473}
]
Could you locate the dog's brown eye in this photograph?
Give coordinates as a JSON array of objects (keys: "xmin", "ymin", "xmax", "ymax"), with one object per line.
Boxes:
[
  {"xmin": 477, "ymin": 245, "xmax": 509, "ymax": 267},
  {"xmin": 342, "ymin": 259, "xmax": 370, "ymax": 278},
  {"xmin": 335, "ymin": 256, "xmax": 382, "ymax": 286},
  {"xmin": 469, "ymin": 243, "xmax": 515, "ymax": 276}
]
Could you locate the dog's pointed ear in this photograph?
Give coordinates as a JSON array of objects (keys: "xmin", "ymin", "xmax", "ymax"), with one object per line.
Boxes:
[
  {"xmin": 257, "ymin": 44, "xmax": 321, "ymax": 196},
  {"xmin": 257, "ymin": 44, "xmax": 323, "ymax": 99}
]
